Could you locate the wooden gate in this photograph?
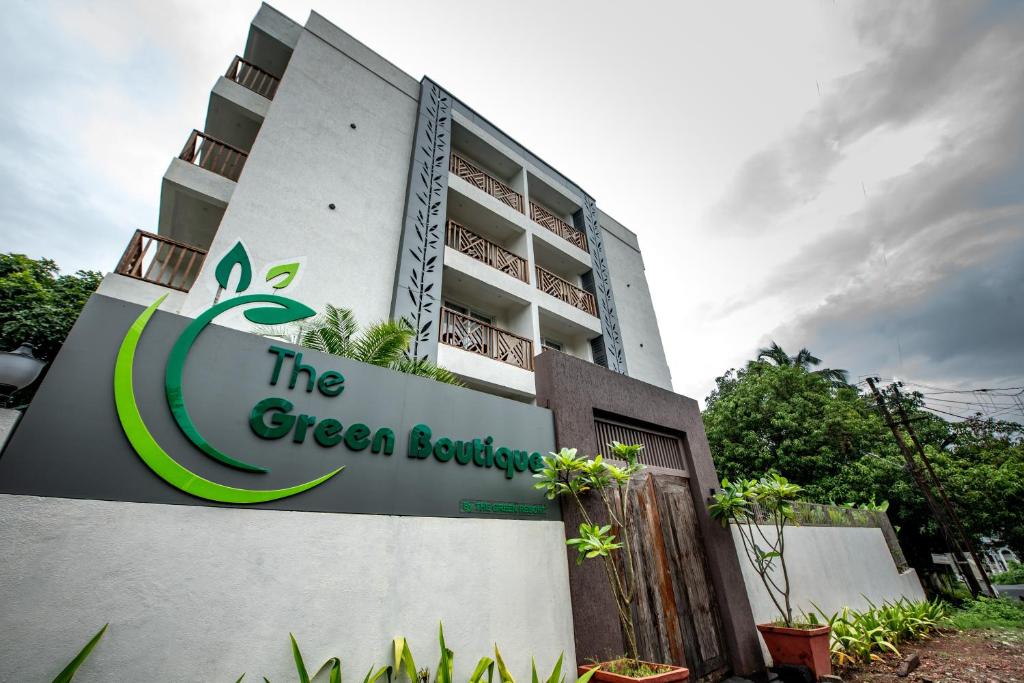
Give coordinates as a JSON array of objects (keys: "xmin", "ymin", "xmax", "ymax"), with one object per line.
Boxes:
[{"xmin": 596, "ymin": 420, "xmax": 729, "ymax": 682}]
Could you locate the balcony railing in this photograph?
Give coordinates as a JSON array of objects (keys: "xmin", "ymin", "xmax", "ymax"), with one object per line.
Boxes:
[
  {"xmin": 530, "ymin": 201, "xmax": 588, "ymax": 251},
  {"xmin": 226, "ymin": 55, "xmax": 280, "ymax": 100},
  {"xmin": 440, "ymin": 308, "xmax": 534, "ymax": 371},
  {"xmin": 179, "ymin": 130, "xmax": 248, "ymax": 181},
  {"xmin": 449, "ymin": 152, "xmax": 524, "ymax": 213},
  {"xmin": 535, "ymin": 266, "xmax": 597, "ymax": 316},
  {"xmin": 445, "ymin": 220, "xmax": 528, "ymax": 282},
  {"xmin": 115, "ymin": 229, "xmax": 207, "ymax": 292}
]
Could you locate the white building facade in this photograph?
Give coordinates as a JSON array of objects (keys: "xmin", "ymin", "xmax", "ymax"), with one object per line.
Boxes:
[{"xmin": 100, "ymin": 3, "xmax": 672, "ymax": 402}]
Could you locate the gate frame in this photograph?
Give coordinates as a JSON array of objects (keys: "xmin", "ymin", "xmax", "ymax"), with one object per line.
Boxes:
[{"xmin": 534, "ymin": 350, "xmax": 763, "ymax": 677}]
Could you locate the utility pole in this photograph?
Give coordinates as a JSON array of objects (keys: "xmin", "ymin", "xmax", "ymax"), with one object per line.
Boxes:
[
  {"xmin": 866, "ymin": 378, "xmax": 985, "ymax": 597},
  {"xmin": 890, "ymin": 383, "xmax": 995, "ymax": 596}
]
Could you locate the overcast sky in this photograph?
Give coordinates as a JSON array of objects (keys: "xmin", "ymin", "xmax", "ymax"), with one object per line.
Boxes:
[{"xmin": 2, "ymin": 0, "xmax": 1022, "ymax": 405}]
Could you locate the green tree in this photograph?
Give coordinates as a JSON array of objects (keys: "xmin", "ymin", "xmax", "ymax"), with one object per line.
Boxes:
[
  {"xmin": 702, "ymin": 348, "xmax": 1024, "ymax": 565},
  {"xmin": 0, "ymin": 254, "xmax": 102, "ymax": 405},
  {"xmin": 262, "ymin": 304, "xmax": 463, "ymax": 386},
  {"xmin": 756, "ymin": 340, "xmax": 849, "ymax": 385},
  {"xmin": 703, "ymin": 361, "xmax": 881, "ymax": 496}
]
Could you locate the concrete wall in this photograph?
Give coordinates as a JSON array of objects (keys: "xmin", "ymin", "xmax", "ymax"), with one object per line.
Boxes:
[
  {"xmin": 0, "ymin": 495, "xmax": 576, "ymax": 682},
  {"xmin": 180, "ymin": 17, "xmax": 419, "ymax": 331},
  {"xmin": 598, "ymin": 212, "xmax": 672, "ymax": 391},
  {"xmin": 732, "ymin": 524, "xmax": 927, "ymax": 630}
]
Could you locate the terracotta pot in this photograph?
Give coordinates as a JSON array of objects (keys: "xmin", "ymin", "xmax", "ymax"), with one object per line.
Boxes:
[
  {"xmin": 756, "ymin": 623, "xmax": 832, "ymax": 680},
  {"xmin": 577, "ymin": 660, "xmax": 689, "ymax": 683}
]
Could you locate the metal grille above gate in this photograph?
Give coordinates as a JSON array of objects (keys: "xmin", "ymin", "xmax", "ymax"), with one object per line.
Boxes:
[{"xmin": 594, "ymin": 416, "xmax": 687, "ymax": 472}]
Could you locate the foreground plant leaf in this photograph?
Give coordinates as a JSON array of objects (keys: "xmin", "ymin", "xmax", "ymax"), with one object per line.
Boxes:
[{"xmin": 52, "ymin": 623, "xmax": 108, "ymax": 683}]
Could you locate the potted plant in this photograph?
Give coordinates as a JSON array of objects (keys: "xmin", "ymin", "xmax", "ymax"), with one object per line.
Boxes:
[
  {"xmin": 534, "ymin": 443, "xmax": 689, "ymax": 683},
  {"xmin": 707, "ymin": 474, "xmax": 831, "ymax": 680}
]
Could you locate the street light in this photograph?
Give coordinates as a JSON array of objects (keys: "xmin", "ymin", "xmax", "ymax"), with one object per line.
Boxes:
[{"xmin": 0, "ymin": 343, "xmax": 47, "ymax": 407}]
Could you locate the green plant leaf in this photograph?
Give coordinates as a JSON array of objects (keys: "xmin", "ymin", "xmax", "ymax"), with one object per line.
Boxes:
[
  {"xmin": 394, "ymin": 637, "xmax": 417, "ymax": 683},
  {"xmin": 215, "ymin": 241, "xmax": 253, "ymax": 293},
  {"xmin": 364, "ymin": 665, "xmax": 393, "ymax": 683},
  {"xmin": 544, "ymin": 653, "xmax": 563, "ymax": 683},
  {"xmin": 469, "ymin": 657, "xmax": 495, "ymax": 683},
  {"xmin": 313, "ymin": 657, "xmax": 341, "ymax": 683},
  {"xmin": 52, "ymin": 624, "xmax": 108, "ymax": 683},
  {"xmin": 234, "ymin": 676, "xmax": 245, "ymax": 683},
  {"xmin": 576, "ymin": 664, "xmax": 601, "ymax": 683},
  {"xmin": 290, "ymin": 633, "xmax": 310, "ymax": 683},
  {"xmin": 494, "ymin": 645, "xmax": 515, "ymax": 683}
]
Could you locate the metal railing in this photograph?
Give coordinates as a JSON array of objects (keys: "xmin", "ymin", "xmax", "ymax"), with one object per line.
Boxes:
[
  {"xmin": 746, "ymin": 501, "xmax": 910, "ymax": 573},
  {"xmin": 226, "ymin": 55, "xmax": 280, "ymax": 99},
  {"xmin": 449, "ymin": 152, "xmax": 524, "ymax": 213},
  {"xmin": 439, "ymin": 308, "xmax": 534, "ymax": 371},
  {"xmin": 530, "ymin": 200, "xmax": 588, "ymax": 251},
  {"xmin": 179, "ymin": 130, "xmax": 248, "ymax": 181},
  {"xmin": 115, "ymin": 229, "xmax": 207, "ymax": 292},
  {"xmin": 445, "ymin": 220, "xmax": 528, "ymax": 282},
  {"xmin": 535, "ymin": 266, "xmax": 597, "ymax": 316}
]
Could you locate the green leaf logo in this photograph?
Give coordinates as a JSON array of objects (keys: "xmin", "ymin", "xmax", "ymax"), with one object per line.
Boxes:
[
  {"xmin": 215, "ymin": 241, "xmax": 253, "ymax": 293},
  {"xmin": 266, "ymin": 262, "xmax": 300, "ymax": 290},
  {"xmin": 113, "ymin": 296, "xmax": 343, "ymax": 503}
]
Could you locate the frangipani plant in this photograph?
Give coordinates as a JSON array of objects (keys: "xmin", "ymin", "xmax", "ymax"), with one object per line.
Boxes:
[
  {"xmin": 708, "ymin": 473, "xmax": 803, "ymax": 627},
  {"xmin": 534, "ymin": 442, "xmax": 645, "ymax": 662}
]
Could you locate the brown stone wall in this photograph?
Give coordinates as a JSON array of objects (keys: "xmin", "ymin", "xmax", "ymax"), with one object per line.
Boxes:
[{"xmin": 534, "ymin": 350, "xmax": 763, "ymax": 676}]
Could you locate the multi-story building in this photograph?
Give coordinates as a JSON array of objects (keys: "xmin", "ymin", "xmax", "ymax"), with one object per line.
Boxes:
[{"xmin": 98, "ymin": 3, "xmax": 671, "ymax": 402}]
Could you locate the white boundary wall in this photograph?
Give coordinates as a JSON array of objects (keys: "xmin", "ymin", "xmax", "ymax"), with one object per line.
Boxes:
[
  {"xmin": 732, "ymin": 524, "xmax": 926, "ymax": 627},
  {"xmin": 0, "ymin": 495, "xmax": 576, "ymax": 682}
]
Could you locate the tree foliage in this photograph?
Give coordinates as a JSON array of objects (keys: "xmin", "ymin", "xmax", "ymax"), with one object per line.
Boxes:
[
  {"xmin": 703, "ymin": 346, "xmax": 1024, "ymax": 565},
  {"xmin": 0, "ymin": 254, "xmax": 102, "ymax": 363}
]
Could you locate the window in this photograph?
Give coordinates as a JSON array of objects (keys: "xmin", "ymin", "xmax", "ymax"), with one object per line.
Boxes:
[
  {"xmin": 443, "ymin": 300, "xmax": 493, "ymax": 324},
  {"xmin": 542, "ymin": 337, "xmax": 563, "ymax": 352}
]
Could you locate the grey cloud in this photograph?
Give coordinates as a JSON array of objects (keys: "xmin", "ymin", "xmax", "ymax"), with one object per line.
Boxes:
[
  {"xmin": 709, "ymin": 1, "xmax": 1022, "ymax": 229},
  {"xmin": 711, "ymin": 1, "xmax": 1024, "ymax": 399},
  {"xmin": 774, "ymin": 235, "xmax": 1024, "ymax": 392}
]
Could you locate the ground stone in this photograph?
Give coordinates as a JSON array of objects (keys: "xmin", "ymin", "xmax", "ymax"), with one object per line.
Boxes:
[
  {"xmin": 819, "ymin": 676, "xmax": 843, "ymax": 683},
  {"xmin": 896, "ymin": 653, "xmax": 920, "ymax": 677}
]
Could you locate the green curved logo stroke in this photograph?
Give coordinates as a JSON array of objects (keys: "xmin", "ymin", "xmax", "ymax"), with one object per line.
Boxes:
[{"xmin": 114, "ymin": 296, "xmax": 344, "ymax": 503}]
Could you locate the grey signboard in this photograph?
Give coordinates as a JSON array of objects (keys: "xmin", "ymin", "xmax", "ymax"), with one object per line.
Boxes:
[{"xmin": 0, "ymin": 294, "xmax": 559, "ymax": 520}]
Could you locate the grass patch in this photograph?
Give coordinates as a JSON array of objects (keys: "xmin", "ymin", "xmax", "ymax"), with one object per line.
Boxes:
[{"xmin": 948, "ymin": 597, "xmax": 1024, "ymax": 630}]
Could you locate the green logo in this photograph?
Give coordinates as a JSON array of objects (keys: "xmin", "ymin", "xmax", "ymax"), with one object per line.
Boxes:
[{"xmin": 113, "ymin": 242, "xmax": 344, "ymax": 503}]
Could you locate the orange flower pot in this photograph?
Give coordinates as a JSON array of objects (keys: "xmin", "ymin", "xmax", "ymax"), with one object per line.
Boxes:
[
  {"xmin": 577, "ymin": 660, "xmax": 689, "ymax": 683},
  {"xmin": 756, "ymin": 623, "xmax": 832, "ymax": 680}
]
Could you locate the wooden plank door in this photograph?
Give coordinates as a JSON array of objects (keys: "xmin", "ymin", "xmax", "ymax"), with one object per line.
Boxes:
[{"xmin": 625, "ymin": 470, "xmax": 729, "ymax": 682}]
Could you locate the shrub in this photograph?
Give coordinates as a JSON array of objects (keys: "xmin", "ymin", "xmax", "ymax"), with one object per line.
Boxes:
[
  {"xmin": 807, "ymin": 599, "xmax": 949, "ymax": 666},
  {"xmin": 947, "ymin": 597, "xmax": 1024, "ymax": 630}
]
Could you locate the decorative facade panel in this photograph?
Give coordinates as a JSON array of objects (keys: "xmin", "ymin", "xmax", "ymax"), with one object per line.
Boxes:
[
  {"xmin": 391, "ymin": 79, "xmax": 452, "ymax": 361},
  {"xmin": 576, "ymin": 196, "xmax": 627, "ymax": 373}
]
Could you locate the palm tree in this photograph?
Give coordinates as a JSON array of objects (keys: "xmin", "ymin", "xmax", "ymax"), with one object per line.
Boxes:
[
  {"xmin": 755, "ymin": 341, "xmax": 849, "ymax": 385},
  {"xmin": 259, "ymin": 304, "xmax": 463, "ymax": 386}
]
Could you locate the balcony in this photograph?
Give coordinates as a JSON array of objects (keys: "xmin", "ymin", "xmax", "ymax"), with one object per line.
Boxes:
[
  {"xmin": 179, "ymin": 130, "xmax": 249, "ymax": 182},
  {"xmin": 115, "ymin": 230, "xmax": 207, "ymax": 292},
  {"xmin": 440, "ymin": 307, "xmax": 534, "ymax": 371},
  {"xmin": 530, "ymin": 200, "xmax": 588, "ymax": 251},
  {"xmin": 450, "ymin": 152, "xmax": 524, "ymax": 213},
  {"xmin": 535, "ymin": 266, "xmax": 597, "ymax": 317},
  {"xmin": 445, "ymin": 220, "xmax": 528, "ymax": 283},
  {"xmin": 225, "ymin": 55, "xmax": 280, "ymax": 100}
]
